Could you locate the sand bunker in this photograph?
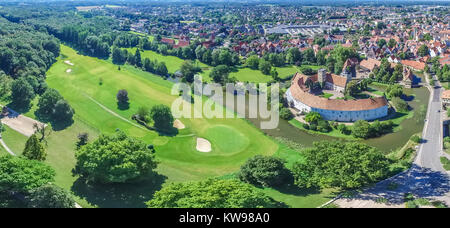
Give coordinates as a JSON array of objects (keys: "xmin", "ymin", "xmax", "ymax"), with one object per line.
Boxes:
[
  {"xmin": 64, "ymin": 60, "xmax": 74, "ymax": 66},
  {"xmin": 196, "ymin": 137, "xmax": 211, "ymax": 153},
  {"xmin": 66, "ymin": 69, "xmax": 72, "ymax": 73},
  {"xmin": 173, "ymin": 119, "xmax": 185, "ymax": 129}
]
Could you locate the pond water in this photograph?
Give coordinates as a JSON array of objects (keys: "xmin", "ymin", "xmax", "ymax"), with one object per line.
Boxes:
[{"xmin": 220, "ymin": 81, "xmax": 429, "ymax": 154}]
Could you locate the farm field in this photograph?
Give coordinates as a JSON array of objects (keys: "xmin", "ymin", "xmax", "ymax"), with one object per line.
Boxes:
[{"xmin": 4, "ymin": 44, "xmax": 332, "ymax": 207}]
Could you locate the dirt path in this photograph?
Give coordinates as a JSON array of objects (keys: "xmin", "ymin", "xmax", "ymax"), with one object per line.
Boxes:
[
  {"xmin": 0, "ymin": 105, "xmax": 46, "ymax": 137},
  {"xmin": 0, "ymin": 105, "xmax": 81, "ymax": 208}
]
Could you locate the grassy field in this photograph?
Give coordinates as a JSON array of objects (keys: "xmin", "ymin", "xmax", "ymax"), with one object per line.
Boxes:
[
  {"xmin": 50, "ymin": 45, "xmax": 281, "ymax": 180},
  {"xmin": 0, "ymin": 141, "xmax": 6, "ymax": 155},
  {"xmin": 229, "ymin": 66, "xmax": 298, "ymax": 83},
  {"xmin": 0, "ymin": 125, "xmax": 28, "ymax": 155},
  {"xmin": 0, "ymin": 45, "xmax": 334, "ymax": 208},
  {"xmin": 28, "ymin": 44, "xmax": 335, "ymax": 207},
  {"xmin": 230, "ymin": 68, "xmax": 273, "ymax": 83}
]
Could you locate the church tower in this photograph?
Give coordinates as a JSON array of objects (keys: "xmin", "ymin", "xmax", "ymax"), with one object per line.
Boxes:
[{"xmin": 318, "ymin": 68, "xmax": 327, "ymax": 85}]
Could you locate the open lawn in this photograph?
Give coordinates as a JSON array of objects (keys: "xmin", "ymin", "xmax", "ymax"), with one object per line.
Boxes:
[
  {"xmin": 230, "ymin": 68, "xmax": 273, "ymax": 83},
  {"xmin": 49, "ymin": 45, "xmax": 279, "ymax": 181},
  {"xmin": 2, "ymin": 44, "xmax": 334, "ymax": 208},
  {"xmin": 0, "ymin": 125, "xmax": 28, "ymax": 155},
  {"xmin": 27, "ymin": 44, "xmax": 335, "ymax": 207},
  {"xmin": 229, "ymin": 66, "xmax": 298, "ymax": 83}
]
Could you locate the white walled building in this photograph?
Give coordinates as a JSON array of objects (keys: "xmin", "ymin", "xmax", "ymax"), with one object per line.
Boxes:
[{"xmin": 287, "ymin": 72, "xmax": 389, "ymax": 122}]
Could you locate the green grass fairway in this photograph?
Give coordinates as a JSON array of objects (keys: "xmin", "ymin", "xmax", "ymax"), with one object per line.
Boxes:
[
  {"xmin": 47, "ymin": 45, "xmax": 279, "ymax": 183},
  {"xmin": 0, "ymin": 125, "xmax": 28, "ymax": 155},
  {"xmin": 230, "ymin": 68, "xmax": 272, "ymax": 83},
  {"xmin": 204, "ymin": 125, "xmax": 250, "ymax": 155},
  {"xmin": 229, "ymin": 66, "xmax": 298, "ymax": 83},
  {"xmin": 1, "ymin": 44, "xmax": 334, "ymax": 207},
  {"xmin": 276, "ymin": 66, "xmax": 298, "ymax": 79}
]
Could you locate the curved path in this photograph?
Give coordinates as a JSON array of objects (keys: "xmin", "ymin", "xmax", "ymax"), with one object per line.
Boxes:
[
  {"xmin": 0, "ymin": 105, "xmax": 82, "ymax": 208},
  {"xmin": 334, "ymin": 73, "xmax": 450, "ymax": 208},
  {"xmin": 83, "ymin": 94, "xmax": 147, "ymax": 131},
  {"xmin": 0, "ymin": 133, "xmax": 15, "ymax": 156}
]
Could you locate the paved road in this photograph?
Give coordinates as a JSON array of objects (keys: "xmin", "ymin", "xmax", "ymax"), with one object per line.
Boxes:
[
  {"xmin": 416, "ymin": 78, "xmax": 444, "ymax": 172},
  {"xmin": 335, "ymin": 73, "xmax": 450, "ymax": 208}
]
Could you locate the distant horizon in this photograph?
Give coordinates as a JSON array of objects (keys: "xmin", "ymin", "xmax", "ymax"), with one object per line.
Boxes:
[{"xmin": 1, "ymin": 0, "xmax": 450, "ymax": 5}]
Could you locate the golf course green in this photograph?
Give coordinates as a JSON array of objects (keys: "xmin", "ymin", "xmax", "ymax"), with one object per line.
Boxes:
[
  {"xmin": 48, "ymin": 45, "xmax": 281, "ymax": 180},
  {"xmin": 0, "ymin": 45, "xmax": 336, "ymax": 207}
]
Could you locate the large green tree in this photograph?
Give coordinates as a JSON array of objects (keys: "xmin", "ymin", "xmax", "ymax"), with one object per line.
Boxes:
[
  {"xmin": 259, "ymin": 59, "xmax": 272, "ymax": 75},
  {"xmin": 210, "ymin": 65, "xmax": 230, "ymax": 83},
  {"xmin": 27, "ymin": 184, "xmax": 75, "ymax": 208},
  {"xmin": 0, "ymin": 155, "xmax": 55, "ymax": 193},
  {"xmin": 147, "ymin": 179, "xmax": 286, "ymax": 208},
  {"xmin": 239, "ymin": 155, "xmax": 291, "ymax": 187},
  {"xmin": 11, "ymin": 77, "xmax": 35, "ymax": 108},
  {"xmin": 36, "ymin": 88, "xmax": 63, "ymax": 118},
  {"xmin": 292, "ymin": 141, "xmax": 390, "ymax": 189},
  {"xmin": 418, "ymin": 44, "xmax": 429, "ymax": 57},
  {"xmin": 52, "ymin": 99, "xmax": 74, "ymax": 123},
  {"xmin": 246, "ymin": 55, "xmax": 260, "ymax": 70},
  {"xmin": 150, "ymin": 104, "xmax": 174, "ymax": 132},
  {"xmin": 74, "ymin": 130, "xmax": 158, "ymax": 183}
]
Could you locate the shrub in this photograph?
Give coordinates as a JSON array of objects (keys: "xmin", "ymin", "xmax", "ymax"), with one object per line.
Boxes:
[
  {"xmin": 76, "ymin": 133, "xmax": 89, "ymax": 148},
  {"xmin": 22, "ymin": 134, "xmax": 46, "ymax": 161},
  {"xmin": 352, "ymin": 120, "xmax": 371, "ymax": 138},
  {"xmin": 317, "ymin": 120, "xmax": 331, "ymax": 133},
  {"xmin": 279, "ymin": 107, "xmax": 293, "ymax": 120},
  {"xmin": 410, "ymin": 135, "xmax": 421, "ymax": 143},
  {"xmin": 305, "ymin": 112, "xmax": 322, "ymax": 123},
  {"xmin": 392, "ymin": 97, "xmax": 408, "ymax": 112},
  {"xmin": 338, "ymin": 124, "xmax": 351, "ymax": 135}
]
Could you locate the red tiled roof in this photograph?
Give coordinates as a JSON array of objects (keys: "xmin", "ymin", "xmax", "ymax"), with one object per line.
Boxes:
[
  {"xmin": 161, "ymin": 38, "xmax": 175, "ymax": 45},
  {"xmin": 440, "ymin": 57, "xmax": 450, "ymax": 66},
  {"xmin": 360, "ymin": 58, "xmax": 381, "ymax": 71},
  {"xmin": 289, "ymin": 73, "xmax": 388, "ymax": 111},
  {"xmin": 401, "ymin": 60, "xmax": 426, "ymax": 71},
  {"xmin": 442, "ymin": 90, "xmax": 450, "ymax": 99}
]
